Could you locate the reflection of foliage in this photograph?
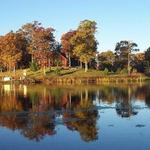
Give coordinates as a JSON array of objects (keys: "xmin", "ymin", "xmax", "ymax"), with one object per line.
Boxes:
[
  {"xmin": 116, "ymin": 100, "xmax": 138, "ymax": 118},
  {"xmin": 50, "ymin": 88, "xmax": 64, "ymax": 105},
  {"xmin": 21, "ymin": 114, "xmax": 56, "ymax": 141},
  {"xmin": 0, "ymin": 83, "xmax": 150, "ymax": 142},
  {"xmin": 114, "ymin": 87, "xmax": 138, "ymax": 117},
  {"xmin": 0, "ymin": 114, "xmax": 56, "ymax": 142},
  {"xmin": 28, "ymin": 91, "xmax": 39, "ymax": 106},
  {"xmin": 63, "ymin": 95, "xmax": 98, "ymax": 142},
  {"xmin": 135, "ymin": 84, "xmax": 150, "ymax": 108},
  {"xmin": 64, "ymin": 110, "xmax": 98, "ymax": 142},
  {"xmin": 98, "ymin": 86, "xmax": 115, "ymax": 104},
  {"xmin": 0, "ymin": 90, "xmax": 23, "ymax": 112}
]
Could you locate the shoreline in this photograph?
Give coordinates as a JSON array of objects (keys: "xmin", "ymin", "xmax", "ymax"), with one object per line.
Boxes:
[{"xmin": 0, "ymin": 75, "xmax": 149, "ymax": 85}]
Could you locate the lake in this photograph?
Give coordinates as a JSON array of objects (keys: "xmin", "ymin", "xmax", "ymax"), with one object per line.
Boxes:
[{"xmin": 0, "ymin": 83, "xmax": 150, "ymax": 150}]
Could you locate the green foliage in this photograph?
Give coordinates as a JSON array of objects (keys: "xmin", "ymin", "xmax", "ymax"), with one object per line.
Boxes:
[
  {"xmin": 103, "ymin": 68, "xmax": 109, "ymax": 75},
  {"xmin": 29, "ymin": 61, "xmax": 39, "ymax": 72},
  {"xmin": 28, "ymin": 91, "xmax": 39, "ymax": 105},
  {"xmin": 98, "ymin": 51, "xmax": 115, "ymax": 72},
  {"xmin": 0, "ymin": 64, "xmax": 4, "ymax": 72},
  {"xmin": 145, "ymin": 67, "xmax": 150, "ymax": 76},
  {"xmin": 120, "ymin": 68, "xmax": 128, "ymax": 74},
  {"xmin": 116, "ymin": 68, "xmax": 121, "ymax": 74},
  {"xmin": 145, "ymin": 47, "xmax": 150, "ymax": 66},
  {"xmin": 116, "ymin": 68, "xmax": 128, "ymax": 74},
  {"xmin": 54, "ymin": 59, "xmax": 62, "ymax": 67},
  {"xmin": 54, "ymin": 67, "xmax": 61, "ymax": 76},
  {"xmin": 132, "ymin": 68, "xmax": 137, "ymax": 74},
  {"xmin": 71, "ymin": 20, "xmax": 98, "ymax": 72},
  {"xmin": 114, "ymin": 41, "xmax": 139, "ymax": 75}
]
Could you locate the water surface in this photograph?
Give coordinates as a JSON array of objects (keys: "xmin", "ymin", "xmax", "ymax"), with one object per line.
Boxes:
[{"xmin": 0, "ymin": 83, "xmax": 150, "ymax": 150}]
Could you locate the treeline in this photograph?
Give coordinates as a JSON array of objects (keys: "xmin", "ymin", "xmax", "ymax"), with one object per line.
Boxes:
[
  {"xmin": 97, "ymin": 43, "xmax": 150, "ymax": 75},
  {"xmin": 0, "ymin": 20, "xmax": 150, "ymax": 75}
]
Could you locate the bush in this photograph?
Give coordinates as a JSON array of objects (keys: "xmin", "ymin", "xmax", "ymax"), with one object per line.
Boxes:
[
  {"xmin": 54, "ymin": 67, "xmax": 61, "ymax": 76},
  {"xmin": 29, "ymin": 61, "xmax": 39, "ymax": 72},
  {"xmin": 116, "ymin": 68, "xmax": 121, "ymax": 74},
  {"xmin": 132, "ymin": 68, "xmax": 137, "ymax": 74},
  {"xmin": 145, "ymin": 67, "xmax": 150, "ymax": 76},
  {"xmin": 116, "ymin": 68, "xmax": 128, "ymax": 74},
  {"xmin": 103, "ymin": 68, "xmax": 109, "ymax": 75},
  {"xmin": 0, "ymin": 66, "xmax": 3, "ymax": 72},
  {"xmin": 120, "ymin": 68, "xmax": 128, "ymax": 74}
]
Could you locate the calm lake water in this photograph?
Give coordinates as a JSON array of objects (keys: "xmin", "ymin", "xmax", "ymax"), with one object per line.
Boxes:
[{"xmin": 0, "ymin": 83, "xmax": 150, "ymax": 150}]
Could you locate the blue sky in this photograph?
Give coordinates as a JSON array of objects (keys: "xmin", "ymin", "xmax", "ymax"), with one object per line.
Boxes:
[{"xmin": 0, "ymin": 0, "xmax": 150, "ymax": 51}]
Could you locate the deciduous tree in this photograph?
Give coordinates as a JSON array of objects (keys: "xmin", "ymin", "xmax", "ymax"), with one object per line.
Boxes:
[
  {"xmin": 0, "ymin": 32, "xmax": 26, "ymax": 71},
  {"xmin": 71, "ymin": 20, "xmax": 98, "ymax": 72},
  {"xmin": 61, "ymin": 30, "xmax": 76, "ymax": 67},
  {"xmin": 30, "ymin": 26, "xmax": 56, "ymax": 75},
  {"xmin": 145, "ymin": 47, "xmax": 150, "ymax": 66},
  {"xmin": 98, "ymin": 50, "xmax": 115, "ymax": 71}
]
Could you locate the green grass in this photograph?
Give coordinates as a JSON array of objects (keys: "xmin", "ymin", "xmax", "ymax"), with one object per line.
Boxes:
[
  {"xmin": 0, "ymin": 67, "xmax": 148, "ymax": 80},
  {"xmin": 60, "ymin": 69, "xmax": 105, "ymax": 77}
]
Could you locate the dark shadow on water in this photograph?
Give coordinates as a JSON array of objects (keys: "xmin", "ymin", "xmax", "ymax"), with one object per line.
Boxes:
[{"xmin": 135, "ymin": 124, "xmax": 146, "ymax": 128}]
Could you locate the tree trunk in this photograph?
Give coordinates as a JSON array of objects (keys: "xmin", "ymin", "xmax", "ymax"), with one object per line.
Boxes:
[
  {"xmin": 43, "ymin": 66, "xmax": 46, "ymax": 76},
  {"xmin": 48, "ymin": 59, "xmax": 51, "ymax": 67},
  {"xmin": 9, "ymin": 65, "xmax": 11, "ymax": 72},
  {"xmin": 68, "ymin": 52, "xmax": 71, "ymax": 68},
  {"xmin": 31, "ymin": 54, "xmax": 34, "ymax": 63},
  {"xmin": 80, "ymin": 92, "xmax": 83, "ymax": 103},
  {"xmin": 85, "ymin": 62, "xmax": 88, "ymax": 72},
  {"xmin": 128, "ymin": 53, "xmax": 130, "ymax": 76},
  {"xmin": 14, "ymin": 66, "xmax": 16, "ymax": 73},
  {"xmin": 80, "ymin": 61, "xmax": 82, "ymax": 69},
  {"xmin": 85, "ymin": 89, "xmax": 88, "ymax": 101}
]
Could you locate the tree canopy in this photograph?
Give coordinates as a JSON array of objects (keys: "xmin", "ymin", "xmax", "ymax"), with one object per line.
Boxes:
[
  {"xmin": 71, "ymin": 20, "xmax": 98, "ymax": 72},
  {"xmin": 0, "ymin": 20, "xmax": 149, "ymax": 75}
]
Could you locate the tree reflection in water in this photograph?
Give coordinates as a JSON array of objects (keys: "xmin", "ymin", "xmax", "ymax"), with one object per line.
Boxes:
[
  {"xmin": 115, "ymin": 87, "xmax": 138, "ymax": 117},
  {"xmin": 0, "ymin": 83, "xmax": 149, "ymax": 142}
]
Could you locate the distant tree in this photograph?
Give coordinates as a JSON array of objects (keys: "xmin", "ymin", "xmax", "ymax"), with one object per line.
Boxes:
[
  {"xmin": 114, "ymin": 41, "xmax": 139, "ymax": 75},
  {"xmin": 71, "ymin": 20, "xmax": 98, "ymax": 72},
  {"xmin": 144, "ymin": 47, "xmax": 150, "ymax": 75},
  {"xmin": 61, "ymin": 30, "xmax": 76, "ymax": 67},
  {"xmin": 98, "ymin": 50, "xmax": 115, "ymax": 71},
  {"xmin": 133, "ymin": 53, "xmax": 145, "ymax": 73},
  {"xmin": 145, "ymin": 47, "xmax": 150, "ymax": 66}
]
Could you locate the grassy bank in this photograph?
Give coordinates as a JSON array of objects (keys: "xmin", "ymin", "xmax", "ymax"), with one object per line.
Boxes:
[{"xmin": 0, "ymin": 68, "xmax": 149, "ymax": 85}]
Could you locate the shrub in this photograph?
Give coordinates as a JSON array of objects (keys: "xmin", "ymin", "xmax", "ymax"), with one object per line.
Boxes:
[
  {"xmin": 29, "ymin": 61, "xmax": 39, "ymax": 72},
  {"xmin": 120, "ymin": 68, "xmax": 128, "ymax": 74},
  {"xmin": 54, "ymin": 67, "xmax": 61, "ymax": 76},
  {"xmin": 103, "ymin": 68, "xmax": 109, "ymax": 75},
  {"xmin": 116, "ymin": 68, "xmax": 128, "ymax": 74},
  {"xmin": 116, "ymin": 68, "xmax": 121, "ymax": 74},
  {"xmin": 145, "ymin": 67, "xmax": 150, "ymax": 76}
]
